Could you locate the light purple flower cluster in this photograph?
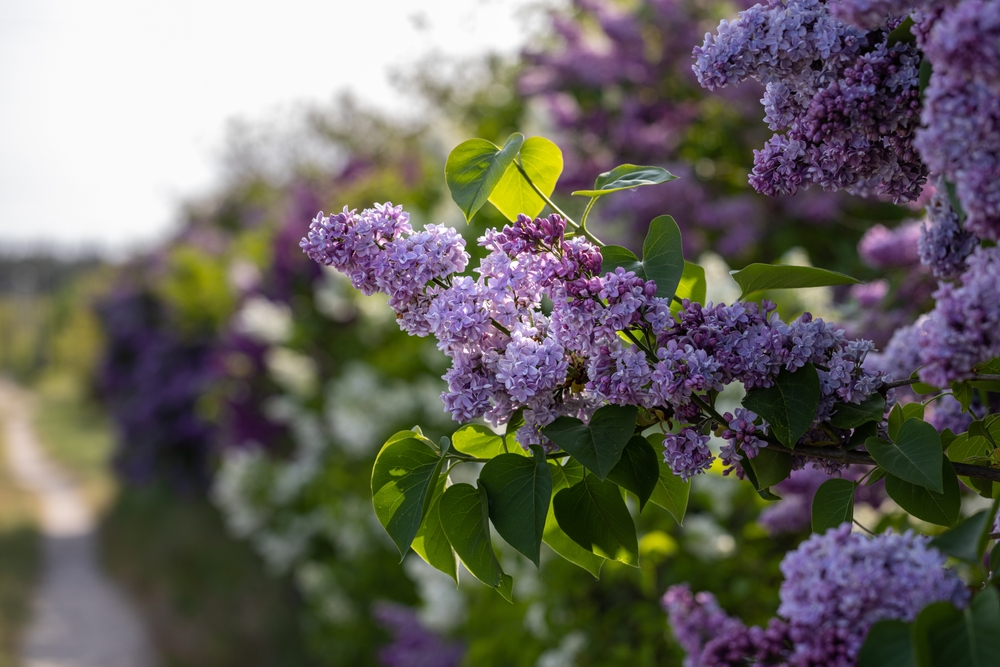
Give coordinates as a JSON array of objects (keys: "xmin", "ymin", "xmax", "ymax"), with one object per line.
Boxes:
[
  {"xmin": 303, "ymin": 204, "xmax": 886, "ymax": 469},
  {"xmin": 915, "ymin": 0, "xmax": 1000, "ymax": 241},
  {"xmin": 719, "ymin": 408, "xmax": 764, "ymax": 468},
  {"xmin": 299, "ymin": 203, "xmax": 469, "ymax": 335},
  {"xmin": 858, "ymin": 221, "xmax": 921, "ymax": 269},
  {"xmin": 918, "ymin": 181, "xmax": 979, "ymax": 279},
  {"xmin": 372, "ymin": 602, "xmax": 464, "ymax": 667},
  {"xmin": 917, "ymin": 246, "xmax": 1000, "ymax": 387},
  {"xmin": 830, "ymin": 0, "xmax": 919, "ymax": 29},
  {"xmin": 693, "ymin": 0, "xmax": 926, "ymax": 202},
  {"xmin": 665, "ymin": 524, "xmax": 968, "ymax": 667}
]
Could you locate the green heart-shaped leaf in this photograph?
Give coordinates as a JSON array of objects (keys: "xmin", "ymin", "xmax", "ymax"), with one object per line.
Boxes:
[
  {"xmin": 488, "ymin": 136, "xmax": 563, "ymax": 221},
  {"xmin": 543, "ymin": 460, "xmax": 605, "ymax": 577},
  {"xmin": 866, "ymin": 419, "xmax": 943, "ymax": 493},
  {"xmin": 411, "ymin": 476, "xmax": 458, "ymax": 582},
  {"xmin": 479, "ymin": 447, "xmax": 552, "ymax": 566},
  {"xmin": 912, "ymin": 588, "xmax": 1000, "ymax": 667},
  {"xmin": 929, "ymin": 510, "xmax": 993, "ymax": 563},
  {"xmin": 571, "ymin": 164, "xmax": 678, "ymax": 197},
  {"xmin": 811, "ymin": 478, "xmax": 856, "ymax": 533},
  {"xmin": 857, "ymin": 620, "xmax": 915, "ymax": 667},
  {"xmin": 742, "ymin": 363, "xmax": 820, "ymax": 447},
  {"xmin": 606, "ymin": 435, "xmax": 659, "ymax": 510},
  {"xmin": 748, "ymin": 447, "xmax": 793, "ymax": 490},
  {"xmin": 542, "ymin": 404, "xmax": 638, "ymax": 479},
  {"xmin": 553, "ymin": 474, "xmax": 638, "ymax": 566},
  {"xmin": 730, "ymin": 263, "xmax": 860, "ymax": 299},
  {"xmin": 445, "ymin": 133, "xmax": 524, "ymax": 222},
  {"xmin": 438, "ymin": 483, "xmax": 513, "ymax": 601},
  {"xmin": 452, "ymin": 424, "xmax": 527, "ymax": 459},
  {"xmin": 597, "ymin": 216, "xmax": 684, "ymax": 300},
  {"xmin": 884, "ymin": 459, "xmax": 960, "ymax": 527},
  {"xmin": 829, "ymin": 394, "xmax": 886, "ymax": 429},
  {"xmin": 371, "ymin": 436, "xmax": 448, "ymax": 559}
]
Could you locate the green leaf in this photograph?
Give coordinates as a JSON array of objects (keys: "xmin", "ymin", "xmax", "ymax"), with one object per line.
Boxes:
[
  {"xmin": 953, "ymin": 382, "xmax": 975, "ymax": 412},
  {"xmin": 884, "ymin": 459, "xmax": 960, "ymax": 527},
  {"xmin": 670, "ymin": 262, "xmax": 706, "ymax": 316},
  {"xmin": 886, "ymin": 16, "xmax": 915, "ymax": 47},
  {"xmin": 739, "ymin": 460, "xmax": 782, "ymax": 501},
  {"xmin": 748, "ymin": 447, "xmax": 793, "ymax": 490},
  {"xmin": 438, "ymin": 483, "xmax": 513, "ymax": 598},
  {"xmin": 542, "ymin": 404, "xmax": 638, "ymax": 480},
  {"xmin": 811, "ymin": 478, "xmax": 855, "ymax": 533},
  {"xmin": 866, "ymin": 419, "xmax": 943, "ymax": 493},
  {"xmin": 571, "ymin": 164, "xmax": 678, "ymax": 197},
  {"xmin": 730, "ymin": 263, "xmax": 860, "ymax": 299},
  {"xmin": 644, "ymin": 435, "xmax": 691, "ymax": 524},
  {"xmin": 913, "ymin": 589, "xmax": 1000, "ymax": 667},
  {"xmin": 411, "ymin": 475, "xmax": 458, "ymax": 582},
  {"xmin": 543, "ymin": 460, "xmax": 605, "ymax": 577},
  {"xmin": 929, "ymin": 510, "xmax": 992, "ymax": 563},
  {"xmin": 553, "ymin": 474, "xmax": 639, "ymax": 566},
  {"xmin": 371, "ymin": 436, "xmax": 448, "ymax": 559},
  {"xmin": 606, "ymin": 435, "xmax": 659, "ymax": 510},
  {"xmin": 452, "ymin": 424, "xmax": 527, "ymax": 459},
  {"xmin": 849, "ymin": 421, "xmax": 879, "ymax": 449},
  {"xmin": 488, "ymin": 136, "xmax": 563, "ymax": 221},
  {"xmin": 858, "ymin": 620, "xmax": 916, "ymax": 667},
  {"xmin": 599, "ymin": 245, "xmax": 642, "ymax": 278},
  {"xmin": 641, "ymin": 215, "xmax": 685, "ymax": 300},
  {"xmin": 479, "ymin": 447, "xmax": 552, "ymax": 566},
  {"xmin": 742, "ymin": 363, "xmax": 820, "ymax": 447},
  {"xmin": 918, "ymin": 58, "xmax": 932, "ymax": 96},
  {"xmin": 830, "ymin": 394, "xmax": 886, "ymax": 429},
  {"xmin": 445, "ymin": 133, "xmax": 524, "ymax": 222},
  {"xmin": 598, "ymin": 217, "xmax": 685, "ymax": 300},
  {"xmin": 947, "ymin": 433, "xmax": 992, "ymax": 465}
]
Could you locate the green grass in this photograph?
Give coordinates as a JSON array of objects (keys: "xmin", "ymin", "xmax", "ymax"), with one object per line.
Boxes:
[
  {"xmin": 0, "ymin": 423, "xmax": 42, "ymax": 667},
  {"xmin": 99, "ymin": 486, "xmax": 314, "ymax": 667}
]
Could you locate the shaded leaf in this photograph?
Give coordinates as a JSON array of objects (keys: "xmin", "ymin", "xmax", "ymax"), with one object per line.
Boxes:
[
  {"xmin": 748, "ymin": 447, "xmax": 793, "ymax": 490},
  {"xmin": 553, "ymin": 474, "xmax": 638, "ymax": 566},
  {"xmin": 439, "ymin": 483, "xmax": 512, "ymax": 599},
  {"xmin": 742, "ymin": 363, "xmax": 820, "ymax": 447},
  {"xmin": 479, "ymin": 447, "xmax": 552, "ymax": 566},
  {"xmin": 866, "ymin": 419, "xmax": 943, "ymax": 493},
  {"xmin": 913, "ymin": 589, "xmax": 1000, "ymax": 667},
  {"xmin": 542, "ymin": 404, "xmax": 638, "ymax": 480},
  {"xmin": 884, "ymin": 459, "xmax": 960, "ymax": 527},
  {"xmin": 930, "ymin": 510, "xmax": 992, "ymax": 563},
  {"xmin": 641, "ymin": 215, "xmax": 685, "ymax": 300},
  {"xmin": 543, "ymin": 460, "xmax": 604, "ymax": 577},
  {"xmin": 811, "ymin": 478, "xmax": 855, "ymax": 533},
  {"xmin": 606, "ymin": 435, "xmax": 660, "ymax": 510},
  {"xmin": 645, "ymin": 435, "xmax": 691, "ymax": 524},
  {"xmin": 830, "ymin": 394, "xmax": 886, "ymax": 429},
  {"xmin": 857, "ymin": 620, "xmax": 916, "ymax": 667}
]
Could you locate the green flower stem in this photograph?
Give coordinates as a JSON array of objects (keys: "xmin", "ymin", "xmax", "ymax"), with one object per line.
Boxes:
[{"xmin": 514, "ymin": 162, "xmax": 604, "ymax": 246}]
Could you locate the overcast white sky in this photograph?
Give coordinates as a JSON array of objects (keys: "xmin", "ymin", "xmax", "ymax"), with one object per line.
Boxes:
[{"xmin": 0, "ymin": 0, "xmax": 551, "ymax": 255}]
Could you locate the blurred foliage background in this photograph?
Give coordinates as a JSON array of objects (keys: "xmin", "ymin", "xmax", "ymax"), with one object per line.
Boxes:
[{"xmin": 0, "ymin": 1, "xmax": 934, "ymax": 665}]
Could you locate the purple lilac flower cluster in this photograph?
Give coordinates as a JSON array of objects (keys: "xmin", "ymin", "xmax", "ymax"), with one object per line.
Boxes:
[
  {"xmin": 693, "ymin": 0, "xmax": 925, "ymax": 202},
  {"xmin": 917, "ymin": 180, "xmax": 979, "ymax": 279},
  {"xmin": 664, "ymin": 524, "xmax": 968, "ymax": 667},
  {"xmin": 915, "ymin": 0, "xmax": 1000, "ymax": 241},
  {"xmin": 917, "ymin": 246, "xmax": 1000, "ymax": 387},
  {"xmin": 372, "ymin": 603, "xmax": 464, "ymax": 667},
  {"xmin": 303, "ymin": 204, "xmax": 888, "ymax": 480}
]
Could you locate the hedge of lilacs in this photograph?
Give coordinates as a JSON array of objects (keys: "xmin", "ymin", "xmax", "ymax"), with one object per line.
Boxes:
[{"xmin": 295, "ymin": 108, "xmax": 1000, "ymax": 664}]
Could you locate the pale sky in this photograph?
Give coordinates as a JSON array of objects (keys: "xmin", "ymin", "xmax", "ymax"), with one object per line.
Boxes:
[{"xmin": 0, "ymin": 0, "xmax": 552, "ymax": 255}]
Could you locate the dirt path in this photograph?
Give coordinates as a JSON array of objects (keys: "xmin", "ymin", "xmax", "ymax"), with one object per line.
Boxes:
[{"xmin": 0, "ymin": 381, "xmax": 155, "ymax": 667}]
